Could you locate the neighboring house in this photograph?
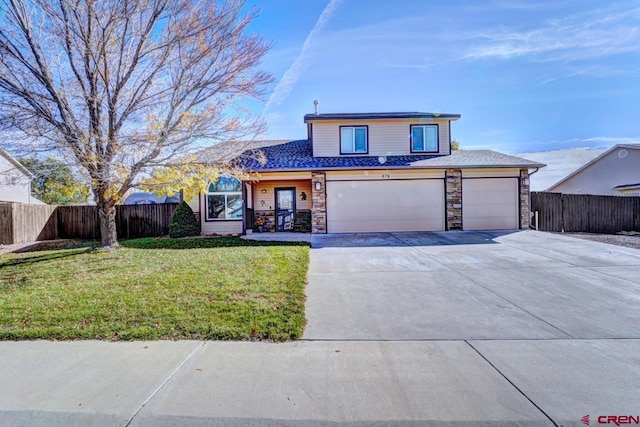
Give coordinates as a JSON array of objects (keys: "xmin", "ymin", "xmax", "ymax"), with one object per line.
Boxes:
[
  {"xmin": 547, "ymin": 144, "xmax": 640, "ymax": 196},
  {"xmin": 124, "ymin": 192, "xmax": 181, "ymax": 205},
  {"xmin": 0, "ymin": 148, "xmax": 43, "ymax": 204},
  {"xmin": 187, "ymin": 111, "xmax": 545, "ymax": 234}
]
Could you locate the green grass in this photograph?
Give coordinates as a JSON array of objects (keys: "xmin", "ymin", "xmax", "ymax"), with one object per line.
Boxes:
[{"xmin": 0, "ymin": 237, "xmax": 309, "ymax": 341}]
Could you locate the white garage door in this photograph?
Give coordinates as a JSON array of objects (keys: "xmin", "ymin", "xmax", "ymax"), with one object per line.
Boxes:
[
  {"xmin": 326, "ymin": 180, "xmax": 445, "ymax": 233},
  {"xmin": 463, "ymin": 178, "xmax": 519, "ymax": 230}
]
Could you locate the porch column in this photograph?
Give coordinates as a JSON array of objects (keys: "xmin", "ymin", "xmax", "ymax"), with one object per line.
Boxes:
[
  {"xmin": 311, "ymin": 172, "xmax": 327, "ymax": 234},
  {"xmin": 445, "ymin": 169, "xmax": 462, "ymax": 230},
  {"xmin": 520, "ymin": 169, "xmax": 531, "ymax": 229}
]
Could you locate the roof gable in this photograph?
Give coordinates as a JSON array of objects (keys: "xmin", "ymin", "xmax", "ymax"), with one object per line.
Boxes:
[
  {"xmin": 0, "ymin": 148, "xmax": 34, "ymax": 178},
  {"xmin": 547, "ymin": 144, "xmax": 640, "ymax": 191}
]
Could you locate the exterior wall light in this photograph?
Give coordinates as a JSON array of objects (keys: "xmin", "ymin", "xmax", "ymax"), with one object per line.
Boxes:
[
  {"xmin": 261, "ymin": 188, "xmax": 267, "ymax": 194},
  {"xmin": 315, "ymin": 182, "xmax": 322, "ymax": 191}
]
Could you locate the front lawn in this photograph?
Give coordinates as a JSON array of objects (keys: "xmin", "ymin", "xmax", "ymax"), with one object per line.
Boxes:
[{"xmin": 0, "ymin": 237, "xmax": 309, "ymax": 341}]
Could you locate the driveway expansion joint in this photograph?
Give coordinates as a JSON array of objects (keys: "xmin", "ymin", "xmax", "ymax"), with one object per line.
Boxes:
[
  {"xmin": 452, "ymin": 268, "xmax": 575, "ymax": 340},
  {"xmin": 465, "ymin": 340, "xmax": 559, "ymax": 427}
]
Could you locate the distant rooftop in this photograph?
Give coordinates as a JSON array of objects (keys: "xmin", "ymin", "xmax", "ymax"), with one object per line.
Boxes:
[{"xmin": 304, "ymin": 112, "xmax": 461, "ymax": 122}]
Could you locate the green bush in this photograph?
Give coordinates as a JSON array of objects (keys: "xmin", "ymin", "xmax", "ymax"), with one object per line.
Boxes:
[{"xmin": 168, "ymin": 201, "xmax": 201, "ymax": 238}]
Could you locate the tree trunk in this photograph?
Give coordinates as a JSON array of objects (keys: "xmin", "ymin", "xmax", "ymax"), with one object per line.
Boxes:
[{"xmin": 97, "ymin": 203, "xmax": 119, "ymax": 247}]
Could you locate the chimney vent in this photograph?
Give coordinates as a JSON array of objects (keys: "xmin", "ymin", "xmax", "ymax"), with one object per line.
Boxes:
[{"xmin": 313, "ymin": 99, "xmax": 319, "ymax": 114}]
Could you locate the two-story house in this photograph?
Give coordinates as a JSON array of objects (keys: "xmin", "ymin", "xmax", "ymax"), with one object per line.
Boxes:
[{"xmin": 188, "ymin": 112, "xmax": 544, "ymax": 235}]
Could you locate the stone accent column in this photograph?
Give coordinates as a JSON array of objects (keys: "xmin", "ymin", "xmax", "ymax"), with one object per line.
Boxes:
[
  {"xmin": 445, "ymin": 169, "xmax": 462, "ymax": 230},
  {"xmin": 311, "ymin": 172, "xmax": 327, "ymax": 234},
  {"xmin": 520, "ymin": 169, "xmax": 530, "ymax": 229}
]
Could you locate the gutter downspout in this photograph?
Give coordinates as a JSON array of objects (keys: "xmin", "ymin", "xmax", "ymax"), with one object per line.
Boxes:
[{"xmin": 528, "ymin": 167, "xmax": 540, "ymax": 230}]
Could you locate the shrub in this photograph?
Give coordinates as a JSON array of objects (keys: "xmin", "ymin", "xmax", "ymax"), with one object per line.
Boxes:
[{"xmin": 168, "ymin": 201, "xmax": 201, "ymax": 238}]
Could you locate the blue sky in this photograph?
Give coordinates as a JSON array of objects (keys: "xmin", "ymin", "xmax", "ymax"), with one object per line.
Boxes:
[{"xmin": 247, "ymin": 0, "xmax": 640, "ymax": 182}]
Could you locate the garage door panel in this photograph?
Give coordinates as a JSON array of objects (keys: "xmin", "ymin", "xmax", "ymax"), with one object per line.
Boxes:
[
  {"xmin": 463, "ymin": 178, "xmax": 518, "ymax": 230},
  {"xmin": 326, "ymin": 180, "xmax": 444, "ymax": 233}
]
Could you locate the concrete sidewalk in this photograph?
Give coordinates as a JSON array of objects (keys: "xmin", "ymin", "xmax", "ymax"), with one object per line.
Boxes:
[{"xmin": 2, "ymin": 339, "xmax": 639, "ymax": 426}]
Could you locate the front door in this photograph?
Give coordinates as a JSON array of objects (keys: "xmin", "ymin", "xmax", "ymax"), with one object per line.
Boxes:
[{"xmin": 275, "ymin": 188, "xmax": 295, "ymax": 231}]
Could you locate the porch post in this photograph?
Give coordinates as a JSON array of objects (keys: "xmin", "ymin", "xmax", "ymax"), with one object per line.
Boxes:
[{"xmin": 241, "ymin": 182, "xmax": 247, "ymax": 235}]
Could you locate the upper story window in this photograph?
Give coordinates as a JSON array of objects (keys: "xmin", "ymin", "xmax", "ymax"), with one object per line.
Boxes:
[
  {"xmin": 340, "ymin": 126, "xmax": 368, "ymax": 154},
  {"xmin": 206, "ymin": 176, "xmax": 242, "ymax": 221},
  {"xmin": 410, "ymin": 124, "xmax": 438, "ymax": 153}
]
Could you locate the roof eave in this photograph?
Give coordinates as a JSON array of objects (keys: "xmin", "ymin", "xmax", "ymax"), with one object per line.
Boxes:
[
  {"xmin": 304, "ymin": 114, "xmax": 461, "ymax": 123},
  {"xmin": 248, "ymin": 163, "xmax": 545, "ymax": 173},
  {"xmin": 0, "ymin": 148, "xmax": 34, "ymax": 178}
]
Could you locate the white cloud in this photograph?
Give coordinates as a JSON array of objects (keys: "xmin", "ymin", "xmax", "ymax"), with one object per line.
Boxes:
[
  {"xmin": 463, "ymin": 6, "xmax": 640, "ymax": 62},
  {"xmin": 263, "ymin": 0, "xmax": 343, "ymax": 112}
]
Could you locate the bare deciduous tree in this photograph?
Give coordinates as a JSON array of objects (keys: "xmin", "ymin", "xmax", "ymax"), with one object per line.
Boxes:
[{"xmin": 0, "ymin": 0, "xmax": 272, "ymax": 247}]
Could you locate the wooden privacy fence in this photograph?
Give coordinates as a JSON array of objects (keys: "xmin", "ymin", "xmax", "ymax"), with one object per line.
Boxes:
[
  {"xmin": 0, "ymin": 203, "xmax": 178, "ymax": 245},
  {"xmin": 531, "ymin": 192, "xmax": 640, "ymax": 233}
]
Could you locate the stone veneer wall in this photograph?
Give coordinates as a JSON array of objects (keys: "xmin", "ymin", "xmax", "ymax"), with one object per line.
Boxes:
[
  {"xmin": 520, "ymin": 169, "xmax": 530, "ymax": 229},
  {"xmin": 311, "ymin": 172, "xmax": 327, "ymax": 233},
  {"xmin": 445, "ymin": 169, "xmax": 462, "ymax": 230}
]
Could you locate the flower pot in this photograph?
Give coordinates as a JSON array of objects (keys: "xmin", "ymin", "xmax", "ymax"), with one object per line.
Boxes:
[{"xmin": 258, "ymin": 226, "xmax": 264, "ymax": 233}]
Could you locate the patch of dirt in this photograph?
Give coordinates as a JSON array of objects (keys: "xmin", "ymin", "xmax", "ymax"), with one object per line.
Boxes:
[
  {"xmin": 564, "ymin": 232, "xmax": 640, "ymax": 250},
  {"xmin": 0, "ymin": 240, "xmax": 94, "ymax": 254}
]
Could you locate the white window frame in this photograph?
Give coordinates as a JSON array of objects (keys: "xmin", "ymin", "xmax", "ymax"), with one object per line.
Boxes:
[
  {"xmin": 205, "ymin": 178, "xmax": 243, "ymax": 221},
  {"xmin": 340, "ymin": 126, "xmax": 368, "ymax": 154},
  {"xmin": 410, "ymin": 124, "xmax": 439, "ymax": 153}
]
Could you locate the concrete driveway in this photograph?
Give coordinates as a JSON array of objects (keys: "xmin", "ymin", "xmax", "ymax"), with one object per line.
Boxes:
[
  {"xmin": 301, "ymin": 230, "xmax": 640, "ymax": 426},
  {"xmin": 1, "ymin": 231, "xmax": 639, "ymax": 426},
  {"xmin": 305, "ymin": 230, "xmax": 640, "ymax": 340}
]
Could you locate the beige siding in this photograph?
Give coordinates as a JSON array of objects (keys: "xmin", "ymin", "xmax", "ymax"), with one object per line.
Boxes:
[
  {"xmin": 311, "ymin": 119, "xmax": 451, "ymax": 157},
  {"xmin": 252, "ymin": 180, "xmax": 312, "ymax": 211},
  {"xmin": 254, "ymin": 171, "xmax": 312, "ymax": 180},
  {"xmin": 202, "ymin": 218, "xmax": 242, "ymax": 235},
  {"xmin": 326, "ymin": 169, "xmax": 444, "ymax": 181},
  {"xmin": 462, "ymin": 168, "xmax": 521, "ymax": 178},
  {"xmin": 326, "ymin": 179, "xmax": 445, "ymax": 233},
  {"xmin": 186, "ymin": 195, "xmax": 200, "ymax": 214},
  {"xmin": 462, "ymin": 178, "xmax": 519, "ymax": 230}
]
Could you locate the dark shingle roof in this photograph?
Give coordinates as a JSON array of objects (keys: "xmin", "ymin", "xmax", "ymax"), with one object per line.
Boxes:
[
  {"xmin": 239, "ymin": 140, "xmax": 439, "ymax": 170},
  {"xmin": 304, "ymin": 112, "xmax": 461, "ymax": 121},
  {"xmin": 235, "ymin": 140, "xmax": 544, "ymax": 171}
]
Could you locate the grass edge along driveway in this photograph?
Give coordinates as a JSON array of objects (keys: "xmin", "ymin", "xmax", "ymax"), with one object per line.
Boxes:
[{"xmin": 0, "ymin": 237, "xmax": 309, "ymax": 342}]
